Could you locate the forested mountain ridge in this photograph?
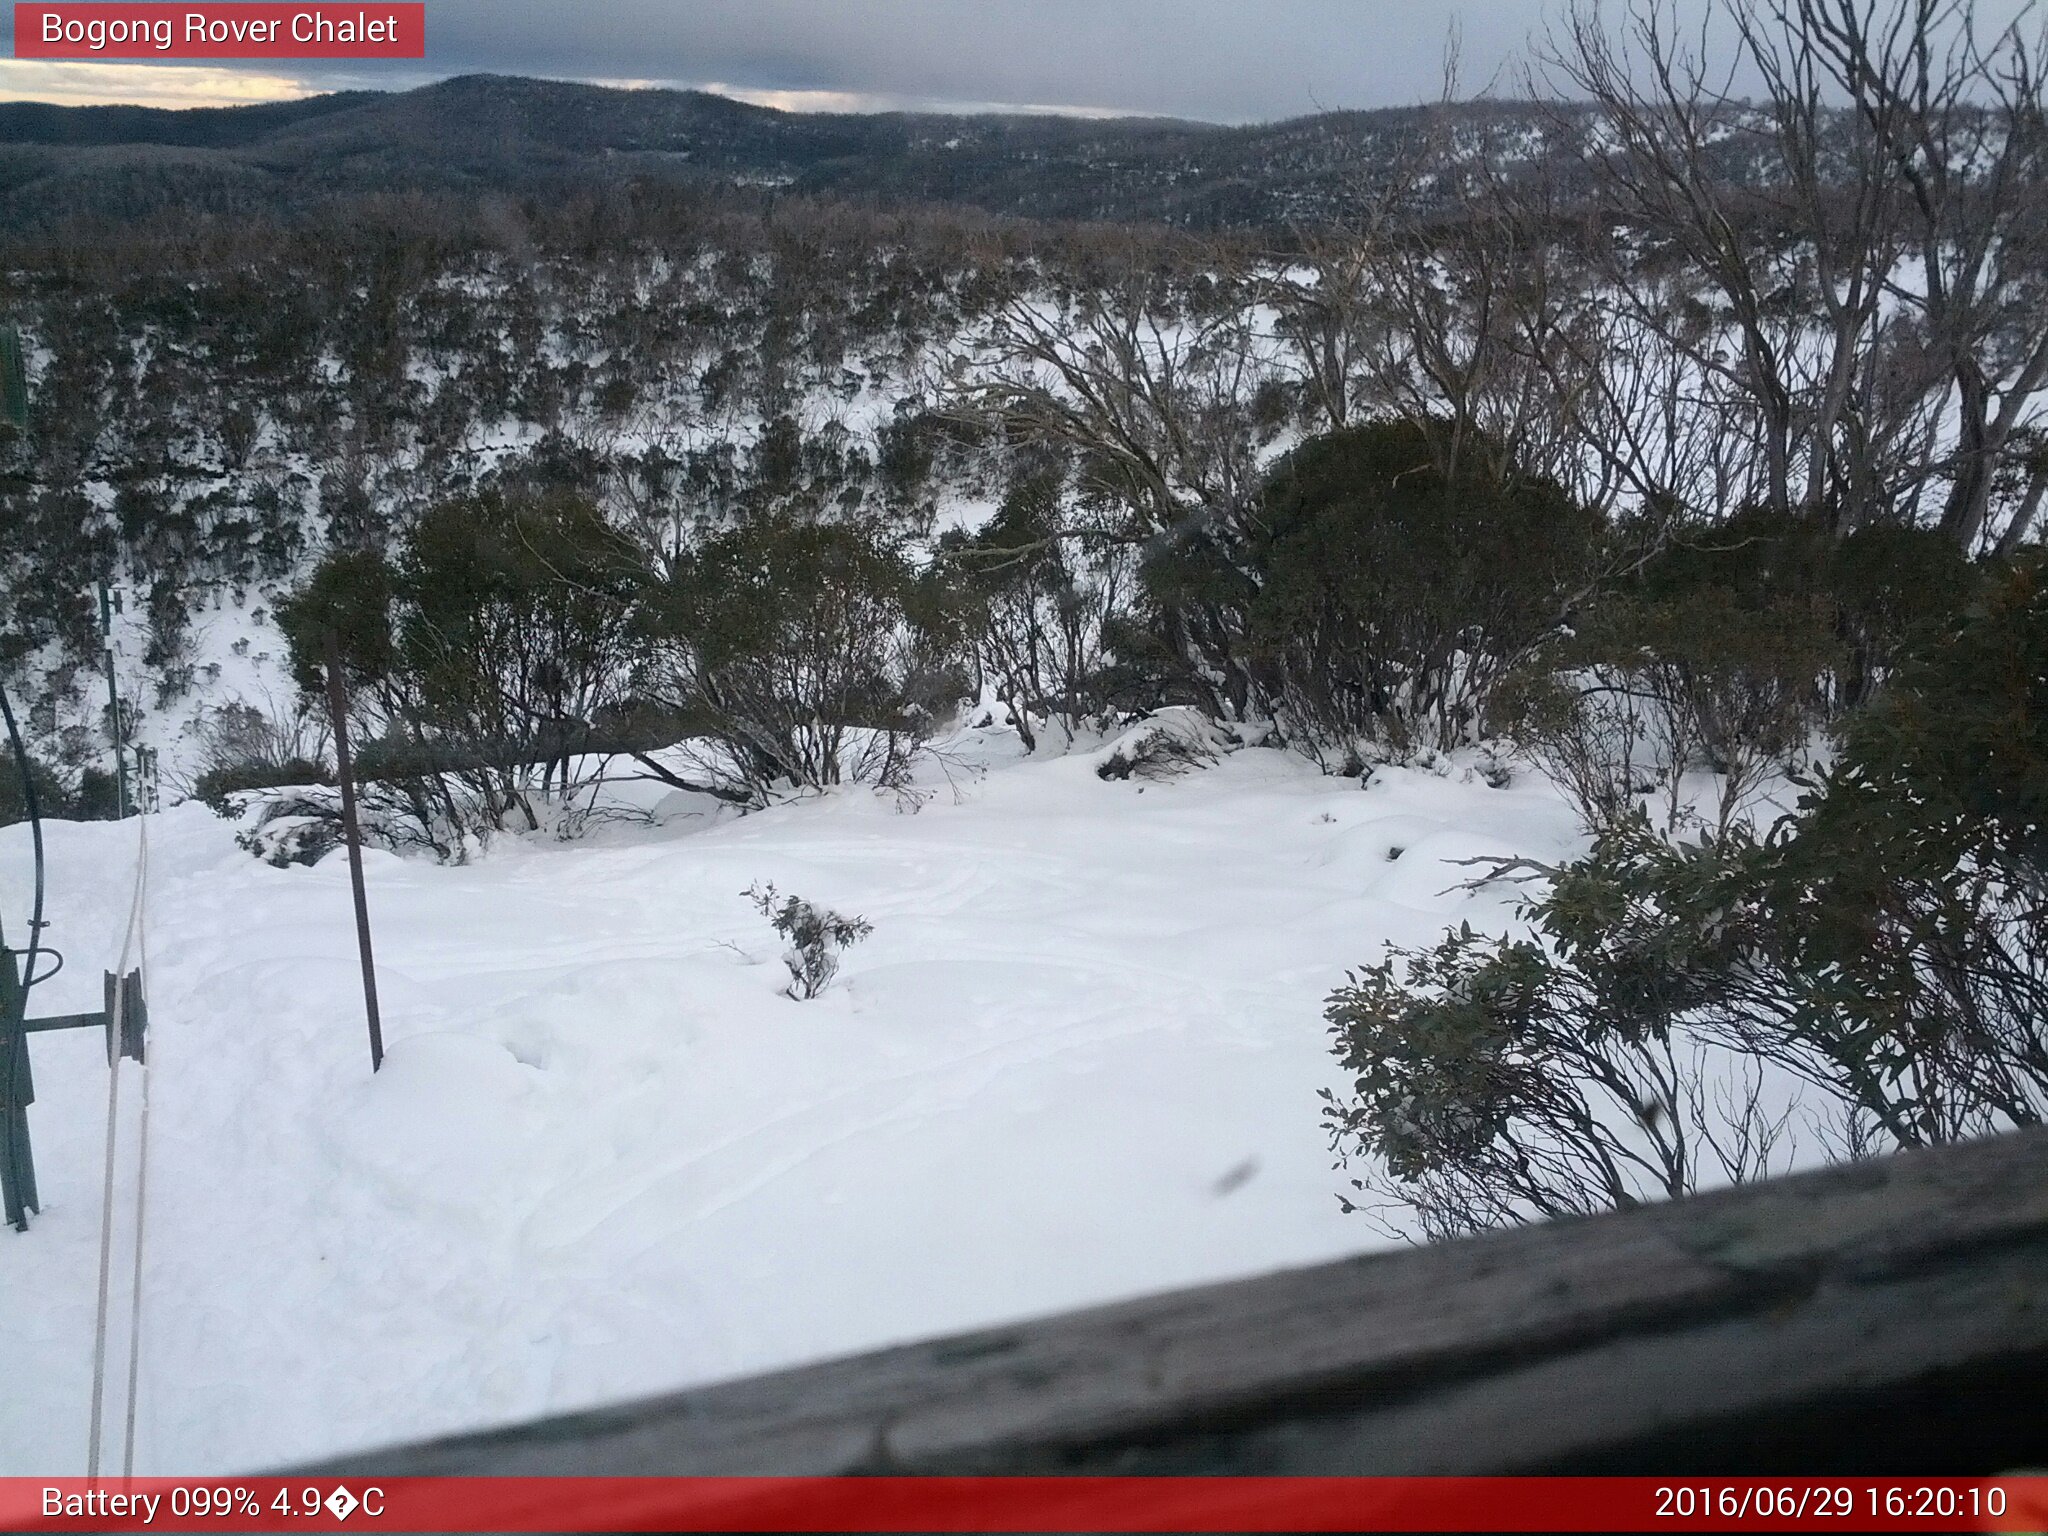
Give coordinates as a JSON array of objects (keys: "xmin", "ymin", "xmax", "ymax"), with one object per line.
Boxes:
[
  {"xmin": 1, "ymin": 25, "xmax": 2040, "ymax": 807},
  {"xmin": 0, "ymin": 74, "xmax": 1580, "ymax": 231}
]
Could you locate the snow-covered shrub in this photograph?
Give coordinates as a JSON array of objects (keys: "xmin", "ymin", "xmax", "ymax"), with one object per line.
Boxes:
[
  {"xmin": 1327, "ymin": 553, "xmax": 2048, "ymax": 1237},
  {"xmin": 1093, "ymin": 707, "xmax": 1231, "ymax": 782},
  {"xmin": 640, "ymin": 515, "xmax": 947, "ymax": 804},
  {"xmin": 1142, "ymin": 420, "xmax": 1602, "ymax": 764},
  {"xmin": 746, "ymin": 883, "xmax": 872, "ymax": 1000},
  {"xmin": 234, "ymin": 799, "xmax": 345, "ymax": 868}
]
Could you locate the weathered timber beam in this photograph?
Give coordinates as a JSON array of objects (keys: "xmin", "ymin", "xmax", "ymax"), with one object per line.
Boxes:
[{"xmin": 310, "ymin": 1128, "xmax": 2048, "ymax": 1477}]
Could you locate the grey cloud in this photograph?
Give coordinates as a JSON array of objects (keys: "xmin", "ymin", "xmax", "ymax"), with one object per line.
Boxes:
[
  {"xmin": 408, "ymin": 1, "xmax": 1530, "ymax": 119},
  {"xmin": 5, "ymin": 1, "xmax": 2039, "ymax": 120},
  {"xmin": 402, "ymin": 0, "xmax": 2047, "ymax": 119}
]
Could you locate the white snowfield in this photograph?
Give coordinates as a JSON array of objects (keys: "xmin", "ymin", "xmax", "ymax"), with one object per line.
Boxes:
[{"xmin": 0, "ymin": 726, "xmax": 1576, "ymax": 1475}]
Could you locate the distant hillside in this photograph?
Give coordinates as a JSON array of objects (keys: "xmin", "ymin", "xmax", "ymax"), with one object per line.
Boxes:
[
  {"xmin": 0, "ymin": 74, "xmax": 1576, "ymax": 232},
  {"xmin": 0, "ymin": 90, "xmax": 378, "ymax": 148}
]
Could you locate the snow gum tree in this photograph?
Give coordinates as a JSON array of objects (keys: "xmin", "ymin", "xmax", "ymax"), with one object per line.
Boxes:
[
  {"xmin": 276, "ymin": 489, "xmax": 641, "ymax": 857},
  {"xmin": 637, "ymin": 515, "xmax": 949, "ymax": 804},
  {"xmin": 934, "ymin": 458, "xmax": 1132, "ymax": 750}
]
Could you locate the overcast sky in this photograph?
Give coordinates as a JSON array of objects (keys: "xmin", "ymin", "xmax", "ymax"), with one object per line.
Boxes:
[
  {"xmin": 399, "ymin": 0, "xmax": 1549, "ymax": 118},
  {"xmin": 0, "ymin": 0, "xmax": 2038, "ymax": 115}
]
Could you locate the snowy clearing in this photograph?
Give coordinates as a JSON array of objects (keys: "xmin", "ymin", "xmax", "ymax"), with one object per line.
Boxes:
[{"xmin": 0, "ymin": 732, "xmax": 1578, "ymax": 1474}]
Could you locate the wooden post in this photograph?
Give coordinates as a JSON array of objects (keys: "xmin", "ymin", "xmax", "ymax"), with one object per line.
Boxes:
[
  {"xmin": 98, "ymin": 582, "xmax": 129, "ymax": 820},
  {"xmin": 323, "ymin": 630, "xmax": 384, "ymax": 1073}
]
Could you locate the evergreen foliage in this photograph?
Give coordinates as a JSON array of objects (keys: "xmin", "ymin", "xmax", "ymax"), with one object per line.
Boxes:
[
  {"xmin": 937, "ymin": 460, "xmax": 1129, "ymax": 750},
  {"xmin": 640, "ymin": 515, "xmax": 939, "ymax": 801},
  {"xmin": 276, "ymin": 489, "xmax": 639, "ymax": 856},
  {"xmin": 746, "ymin": 882, "xmax": 872, "ymax": 1000},
  {"xmin": 1500, "ymin": 510, "xmax": 1975, "ymax": 833},
  {"xmin": 0, "ymin": 322, "xmax": 26, "ymax": 433},
  {"xmin": 1325, "ymin": 553, "xmax": 2048, "ymax": 1236},
  {"xmin": 1146, "ymin": 420, "xmax": 1602, "ymax": 760}
]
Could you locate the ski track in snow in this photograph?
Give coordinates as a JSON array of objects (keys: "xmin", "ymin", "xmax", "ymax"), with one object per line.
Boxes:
[{"xmin": 0, "ymin": 733, "xmax": 1579, "ymax": 1474}]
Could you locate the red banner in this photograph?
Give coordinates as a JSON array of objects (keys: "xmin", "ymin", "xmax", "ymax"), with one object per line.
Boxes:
[
  {"xmin": 3, "ymin": 1477, "xmax": 2046, "ymax": 1532},
  {"xmin": 13, "ymin": 4, "xmax": 423, "ymax": 59}
]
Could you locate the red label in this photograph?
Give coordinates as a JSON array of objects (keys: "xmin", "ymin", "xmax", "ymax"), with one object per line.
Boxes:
[
  {"xmin": 1, "ymin": 1477, "xmax": 2046, "ymax": 1533},
  {"xmin": 14, "ymin": 3, "xmax": 424, "ymax": 58}
]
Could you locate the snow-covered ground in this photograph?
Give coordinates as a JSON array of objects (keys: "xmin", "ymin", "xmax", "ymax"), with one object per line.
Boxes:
[{"xmin": 0, "ymin": 729, "xmax": 1577, "ymax": 1474}]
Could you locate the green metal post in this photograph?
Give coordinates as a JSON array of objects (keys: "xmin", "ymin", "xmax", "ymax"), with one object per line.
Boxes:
[
  {"xmin": 1, "ymin": 327, "xmax": 36, "ymax": 1229},
  {"xmin": 0, "ymin": 945, "xmax": 36, "ymax": 1232},
  {"xmin": 0, "ymin": 956, "xmax": 144, "ymax": 1234}
]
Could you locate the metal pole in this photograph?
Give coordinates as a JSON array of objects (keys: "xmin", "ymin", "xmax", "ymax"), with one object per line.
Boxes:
[
  {"xmin": 322, "ymin": 630, "xmax": 384, "ymax": 1073},
  {"xmin": 98, "ymin": 581, "xmax": 128, "ymax": 820},
  {"xmin": 2, "ymin": 323, "xmax": 42, "ymax": 1229},
  {"xmin": 0, "ymin": 944, "xmax": 36, "ymax": 1231}
]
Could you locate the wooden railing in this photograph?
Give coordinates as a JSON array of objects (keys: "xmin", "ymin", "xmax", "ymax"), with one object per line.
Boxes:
[{"xmin": 315, "ymin": 1127, "xmax": 2048, "ymax": 1476}]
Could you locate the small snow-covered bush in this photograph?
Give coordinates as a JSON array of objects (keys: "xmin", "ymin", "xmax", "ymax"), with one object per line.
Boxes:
[
  {"xmin": 229, "ymin": 787, "xmax": 345, "ymax": 867},
  {"xmin": 1093, "ymin": 707, "xmax": 1233, "ymax": 782},
  {"xmin": 746, "ymin": 883, "xmax": 872, "ymax": 1000}
]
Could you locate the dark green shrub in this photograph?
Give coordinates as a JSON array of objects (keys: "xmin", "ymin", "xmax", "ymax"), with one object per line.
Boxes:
[
  {"xmin": 1147, "ymin": 420, "xmax": 1603, "ymax": 761},
  {"xmin": 1775, "ymin": 553, "xmax": 2048, "ymax": 1139},
  {"xmin": 1500, "ymin": 510, "xmax": 1975, "ymax": 833},
  {"xmin": 1501, "ymin": 586, "xmax": 1840, "ymax": 832},
  {"xmin": 277, "ymin": 490, "xmax": 640, "ymax": 856},
  {"xmin": 1326, "ymin": 553, "xmax": 2048, "ymax": 1236},
  {"xmin": 277, "ymin": 547, "xmax": 396, "ymax": 694},
  {"xmin": 70, "ymin": 767, "xmax": 121, "ymax": 822},
  {"xmin": 0, "ymin": 750, "xmax": 66, "ymax": 828},
  {"xmin": 1827, "ymin": 522, "xmax": 1976, "ymax": 706},
  {"xmin": 641, "ymin": 515, "xmax": 943, "ymax": 800},
  {"xmin": 0, "ymin": 751, "xmax": 122, "ymax": 826},
  {"xmin": 1634, "ymin": 509, "xmax": 1975, "ymax": 708}
]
